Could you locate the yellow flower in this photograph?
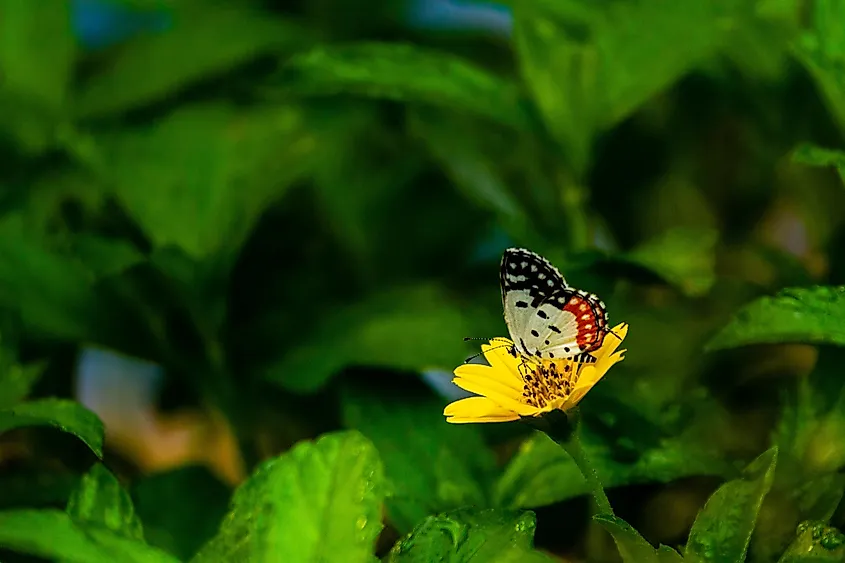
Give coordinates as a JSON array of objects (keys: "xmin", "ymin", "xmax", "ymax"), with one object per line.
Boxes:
[{"xmin": 444, "ymin": 323, "xmax": 628, "ymax": 423}]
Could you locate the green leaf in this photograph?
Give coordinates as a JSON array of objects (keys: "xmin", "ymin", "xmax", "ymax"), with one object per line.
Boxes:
[
  {"xmin": 706, "ymin": 286, "xmax": 845, "ymax": 351},
  {"xmin": 685, "ymin": 446, "xmax": 779, "ymax": 563},
  {"xmin": 721, "ymin": 3, "xmax": 799, "ymax": 81},
  {"xmin": 0, "ymin": 469, "xmax": 80, "ymax": 510},
  {"xmin": 0, "ymin": 327, "xmax": 35, "ymax": 407},
  {"xmin": 0, "ymin": 509, "xmax": 179, "ymax": 563},
  {"xmin": 0, "ymin": 398, "xmax": 104, "ymax": 458},
  {"xmin": 793, "ymin": 475, "xmax": 845, "ymax": 523},
  {"xmin": 778, "ymin": 521, "xmax": 845, "ymax": 563},
  {"xmin": 511, "ymin": 12, "xmax": 595, "ymax": 173},
  {"xmin": 595, "ymin": 0, "xmax": 741, "ymax": 126},
  {"xmin": 595, "ymin": 514, "xmax": 680, "ymax": 563},
  {"xmin": 75, "ymin": 5, "xmax": 311, "ymax": 118},
  {"xmin": 66, "ymin": 464, "xmax": 144, "ymax": 541},
  {"xmin": 657, "ymin": 545, "xmax": 686, "ymax": 563},
  {"xmin": 0, "ymin": 0, "xmax": 74, "ymax": 109},
  {"xmin": 793, "ymin": 0, "xmax": 845, "ymax": 136},
  {"xmin": 494, "ymin": 0, "xmax": 601, "ymax": 22},
  {"xmin": 620, "ymin": 227, "xmax": 718, "ymax": 297},
  {"xmin": 494, "ymin": 430, "xmax": 730, "ymax": 509},
  {"xmin": 272, "ymin": 42, "xmax": 534, "ymax": 131},
  {"xmin": 262, "ymin": 284, "xmax": 496, "ymax": 393},
  {"xmin": 0, "ymin": 0, "xmax": 75, "ymax": 151},
  {"xmin": 512, "ymin": 0, "xmax": 741, "ymax": 173},
  {"xmin": 386, "ymin": 508, "xmax": 553, "ymax": 562},
  {"xmin": 408, "ymin": 109, "xmax": 528, "ymax": 225},
  {"xmin": 309, "ymin": 104, "xmax": 424, "ymax": 274},
  {"xmin": 96, "ymin": 103, "xmax": 316, "ymax": 261},
  {"xmin": 70, "ymin": 235, "xmax": 145, "ymax": 279},
  {"xmin": 0, "ymin": 215, "xmax": 109, "ymax": 341},
  {"xmin": 191, "ymin": 430, "xmax": 385, "ymax": 563},
  {"xmin": 132, "ymin": 465, "xmax": 231, "ymax": 561},
  {"xmin": 340, "ymin": 377, "xmax": 495, "ymax": 532},
  {"xmin": 792, "ymin": 143, "xmax": 845, "ymax": 187},
  {"xmin": 792, "ymin": 143, "xmax": 845, "ymax": 169},
  {"xmin": 13, "ymin": 167, "xmax": 105, "ymax": 236},
  {"xmin": 0, "ymin": 361, "xmax": 44, "ymax": 410},
  {"xmin": 774, "ymin": 348, "xmax": 845, "ymax": 480},
  {"xmin": 749, "ymin": 472, "xmax": 845, "ymax": 563}
]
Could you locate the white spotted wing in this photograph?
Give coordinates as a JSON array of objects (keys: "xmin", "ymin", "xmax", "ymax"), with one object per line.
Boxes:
[{"xmin": 500, "ymin": 248, "xmax": 609, "ymax": 361}]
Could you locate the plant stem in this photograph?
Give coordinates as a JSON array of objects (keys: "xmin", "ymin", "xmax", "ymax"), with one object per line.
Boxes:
[
  {"xmin": 560, "ymin": 425, "xmax": 614, "ymax": 516},
  {"xmin": 557, "ymin": 168, "xmax": 591, "ymax": 252},
  {"xmin": 537, "ymin": 408, "xmax": 613, "ymax": 516}
]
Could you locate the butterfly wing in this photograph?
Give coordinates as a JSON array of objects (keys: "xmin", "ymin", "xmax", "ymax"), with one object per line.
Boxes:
[
  {"xmin": 521, "ymin": 288, "xmax": 609, "ymax": 359},
  {"xmin": 500, "ymin": 248, "xmax": 568, "ymax": 354}
]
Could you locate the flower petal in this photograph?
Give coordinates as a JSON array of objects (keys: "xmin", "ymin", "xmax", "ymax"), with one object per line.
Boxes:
[
  {"xmin": 571, "ymin": 366, "xmax": 601, "ymax": 394},
  {"xmin": 590, "ymin": 348, "xmax": 626, "ymax": 384},
  {"xmin": 482, "ymin": 339, "xmax": 524, "ymax": 378},
  {"xmin": 454, "ymin": 363, "xmax": 523, "ymax": 392},
  {"xmin": 451, "ymin": 377, "xmax": 538, "ymax": 416},
  {"xmin": 545, "ymin": 397, "xmax": 569, "ymax": 412},
  {"xmin": 447, "ymin": 414, "xmax": 521, "ymax": 423},
  {"xmin": 444, "ymin": 396, "xmax": 521, "ymax": 423},
  {"xmin": 561, "ymin": 389, "xmax": 588, "ymax": 411},
  {"xmin": 594, "ymin": 323, "xmax": 627, "ymax": 362},
  {"xmin": 451, "ymin": 372, "xmax": 524, "ymax": 407},
  {"xmin": 563, "ymin": 360, "xmax": 627, "ymax": 412}
]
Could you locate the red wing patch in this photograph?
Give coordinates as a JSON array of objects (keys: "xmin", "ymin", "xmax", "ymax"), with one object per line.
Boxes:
[{"xmin": 562, "ymin": 294, "xmax": 609, "ymax": 352}]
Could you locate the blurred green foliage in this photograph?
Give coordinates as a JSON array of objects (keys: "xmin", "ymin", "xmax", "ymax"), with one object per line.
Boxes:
[{"xmin": 1, "ymin": 0, "xmax": 845, "ymax": 561}]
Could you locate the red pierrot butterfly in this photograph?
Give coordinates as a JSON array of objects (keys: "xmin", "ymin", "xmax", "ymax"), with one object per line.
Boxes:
[{"xmin": 500, "ymin": 248, "xmax": 609, "ymax": 363}]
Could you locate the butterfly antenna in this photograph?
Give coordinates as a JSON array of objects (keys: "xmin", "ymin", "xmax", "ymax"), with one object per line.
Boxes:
[
  {"xmin": 463, "ymin": 336, "xmax": 511, "ymax": 342},
  {"xmin": 464, "ymin": 351, "xmax": 484, "ymax": 363},
  {"xmin": 463, "ymin": 342, "xmax": 514, "ymax": 363}
]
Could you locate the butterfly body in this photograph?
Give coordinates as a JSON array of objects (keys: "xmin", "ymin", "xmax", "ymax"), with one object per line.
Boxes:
[{"xmin": 500, "ymin": 248, "xmax": 609, "ymax": 362}]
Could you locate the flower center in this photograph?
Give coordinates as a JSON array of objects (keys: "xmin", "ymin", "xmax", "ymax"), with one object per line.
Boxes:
[{"xmin": 520, "ymin": 360, "xmax": 576, "ymax": 408}]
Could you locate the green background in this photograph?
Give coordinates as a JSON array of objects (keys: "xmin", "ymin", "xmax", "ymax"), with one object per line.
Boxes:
[{"xmin": 2, "ymin": 0, "xmax": 845, "ymax": 561}]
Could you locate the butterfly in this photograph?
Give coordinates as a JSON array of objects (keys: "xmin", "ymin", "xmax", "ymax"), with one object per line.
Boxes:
[{"xmin": 500, "ymin": 248, "xmax": 609, "ymax": 363}]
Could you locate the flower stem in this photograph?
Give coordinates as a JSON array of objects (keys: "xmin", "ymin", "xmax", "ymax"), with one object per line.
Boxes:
[
  {"xmin": 534, "ymin": 408, "xmax": 614, "ymax": 516},
  {"xmin": 560, "ymin": 426, "xmax": 614, "ymax": 516}
]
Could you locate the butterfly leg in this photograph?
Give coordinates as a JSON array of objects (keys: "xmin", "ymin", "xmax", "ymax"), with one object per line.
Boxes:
[{"xmin": 516, "ymin": 356, "xmax": 541, "ymax": 382}]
